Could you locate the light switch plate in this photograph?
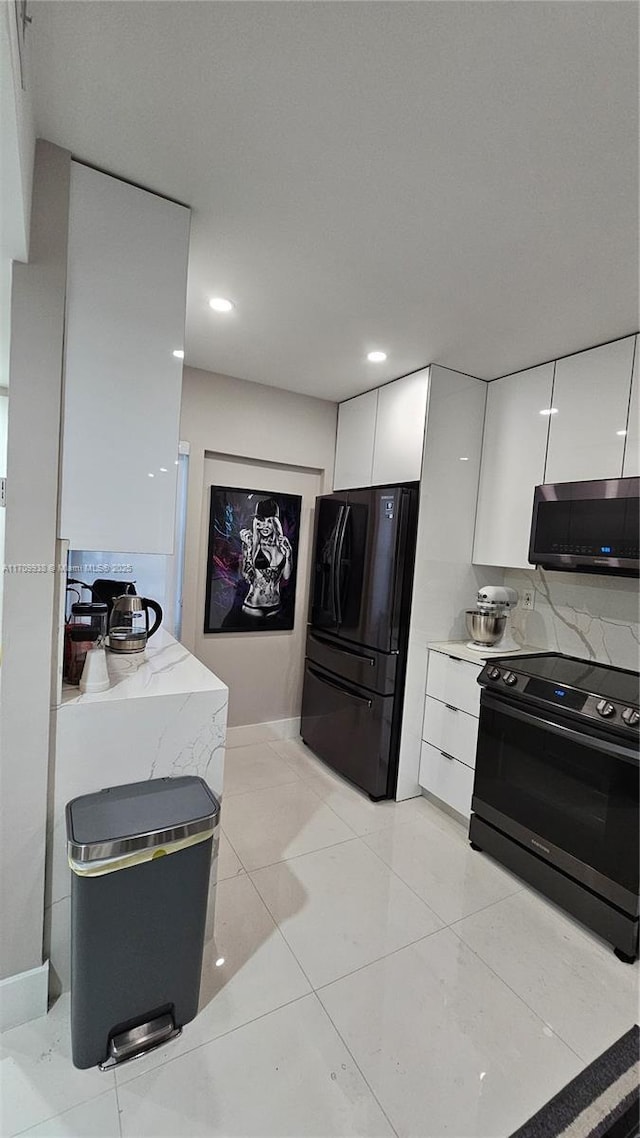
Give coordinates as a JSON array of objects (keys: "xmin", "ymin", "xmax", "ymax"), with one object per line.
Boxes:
[{"xmin": 522, "ymin": 589, "xmax": 535, "ymax": 611}]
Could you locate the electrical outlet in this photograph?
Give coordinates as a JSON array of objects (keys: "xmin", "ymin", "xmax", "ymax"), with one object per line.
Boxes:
[{"xmin": 522, "ymin": 590, "xmax": 535, "ymax": 611}]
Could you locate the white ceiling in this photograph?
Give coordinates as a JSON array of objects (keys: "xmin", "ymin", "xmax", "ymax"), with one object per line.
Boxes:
[{"xmin": 30, "ymin": 1, "xmax": 638, "ymax": 401}]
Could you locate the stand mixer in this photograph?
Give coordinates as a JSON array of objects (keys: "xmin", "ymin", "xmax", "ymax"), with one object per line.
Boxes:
[{"xmin": 465, "ymin": 586, "xmax": 519, "ymax": 653}]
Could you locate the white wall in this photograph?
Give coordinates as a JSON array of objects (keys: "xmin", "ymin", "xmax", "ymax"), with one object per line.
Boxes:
[
  {"xmin": 0, "ymin": 388, "xmax": 8, "ymax": 635},
  {"xmin": 1, "ymin": 3, "xmax": 35, "ymax": 389},
  {"xmin": 0, "ymin": 142, "xmax": 70, "ymax": 985},
  {"xmin": 180, "ymin": 366, "xmax": 337, "ymax": 728},
  {"xmin": 506, "ymin": 567, "xmax": 639, "ymax": 671}
]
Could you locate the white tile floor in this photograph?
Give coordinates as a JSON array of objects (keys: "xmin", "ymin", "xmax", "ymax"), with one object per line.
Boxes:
[{"xmin": 2, "ymin": 736, "xmax": 638, "ymax": 1137}]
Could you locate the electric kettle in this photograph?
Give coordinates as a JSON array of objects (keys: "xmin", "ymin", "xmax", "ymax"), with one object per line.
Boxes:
[{"xmin": 108, "ymin": 593, "xmax": 163, "ymax": 653}]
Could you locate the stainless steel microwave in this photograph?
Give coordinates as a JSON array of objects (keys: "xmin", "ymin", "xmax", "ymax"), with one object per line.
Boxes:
[{"xmin": 528, "ymin": 477, "xmax": 639, "ymax": 577}]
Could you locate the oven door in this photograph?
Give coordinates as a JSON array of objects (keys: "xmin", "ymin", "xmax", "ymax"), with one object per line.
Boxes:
[{"xmin": 473, "ymin": 693, "xmax": 639, "ymax": 914}]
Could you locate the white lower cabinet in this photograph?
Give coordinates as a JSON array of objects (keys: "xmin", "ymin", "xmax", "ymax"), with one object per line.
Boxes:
[
  {"xmin": 418, "ymin": 649, "xmax": 482, "ymax": 819},
  {"xmin": 424, "ymin": 651, "xmax": 481, "ymax": 718},
  {"xmin": 419, "ymin": 742, "xmax": 475, "ymax": 818},
  {"xmin": 421, "ymin": 695, "xmax": 478, "ymax": 769}
]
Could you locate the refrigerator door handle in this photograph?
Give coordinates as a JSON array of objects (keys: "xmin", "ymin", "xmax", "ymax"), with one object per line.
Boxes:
[
  {"xmin": 308, "ymin": 631, "xmax": 376, "ymax": 666},
  {"xmin": 325, "ymin": 504, "xmax": 344, "ymax": 624},
  {"xmin": 307, "ymin": 665, "xmax": 373, "ymax": 709},
  {"xmin": 334, "ymin": 503, "xmax": 351, "ymax": 626}
]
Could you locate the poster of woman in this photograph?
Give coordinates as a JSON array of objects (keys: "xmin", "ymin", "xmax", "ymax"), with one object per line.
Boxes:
[{"xmin": 204, "ymin": 486, "xmax": 302, "ymax": 633}]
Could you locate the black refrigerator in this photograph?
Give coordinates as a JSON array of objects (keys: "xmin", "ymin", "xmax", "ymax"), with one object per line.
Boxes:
[{"xmin": 300, "ymin": 484, "xmax": 419, "ymax": 800}]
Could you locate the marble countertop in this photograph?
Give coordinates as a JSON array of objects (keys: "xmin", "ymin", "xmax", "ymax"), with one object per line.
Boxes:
[
  {"xmin": 427, "ymin": 640, "xmax": 543, "ymax": 665},
  {"xmin": 59, "ymin": 628, "xmax": 227, "ymax": 708}
]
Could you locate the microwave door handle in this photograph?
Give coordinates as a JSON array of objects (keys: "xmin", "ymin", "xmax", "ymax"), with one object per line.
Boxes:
[{"xmin": 482, "ymin": 694, "xmax": 639, "ymax": 766}]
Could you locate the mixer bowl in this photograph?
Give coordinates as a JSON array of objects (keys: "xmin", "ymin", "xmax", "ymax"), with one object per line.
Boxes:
[{"xmin": 465, "ymin": 610, "xmax": 507, "ymax": 646}]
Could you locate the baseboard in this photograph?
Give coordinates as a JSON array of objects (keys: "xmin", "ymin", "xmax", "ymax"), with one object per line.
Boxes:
[
  {"xmin": 225, "ymin": 717, "xmax": 300, "ymax": 749},
  {"xmin": 0, "ymin": 960, "xmax": 49, "ymax": 1031}
]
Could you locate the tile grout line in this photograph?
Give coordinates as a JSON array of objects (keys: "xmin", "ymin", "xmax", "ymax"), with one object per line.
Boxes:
[
  {"xmin": 114, "ymin": 872, "xmax": 317, "ymax": 1093},
  {"xmin": 447, "ymin": 923, "xmax": 588, "ymax": 1067},
  {"xmin": 114, "ymin": 991, "xmax": 314, "ymax": 1093},
  {"xmin": 113, "ymin": 1071, "xmax": 123, "ymax": 1138},
  {"xmin": 312, "ymin": 991, "xmax": 401, "ymax": 1138},
  {"xmin": 310, "ymin": 924, "xmax": 447, "ymax": 995},
  {"xmin": 233, "ymin": 866, "xmax": 402, "ymax": 1138},
  {"xmin": 247, "ymin": 861, "xmax": 447, "ymax": 999},
  {"xmin": 236, "ymin": 832, "xmax": 363, "ymax": 875},
  {"xmin": 221, "ymin": 772, "xmax": 303, "ymax": 801},
  {"xmin": 361, "ymin": 831, "xmax": 450, "ymax": 925},
  {"xmin": 10, "ymin": 1084, "xmax": 118, "ymax": 1138}
]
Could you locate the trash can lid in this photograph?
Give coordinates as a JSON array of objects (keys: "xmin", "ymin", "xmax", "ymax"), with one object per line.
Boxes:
[{"xmin": 66, "ymin": 776, "xmax": 219, "ymax": 862}]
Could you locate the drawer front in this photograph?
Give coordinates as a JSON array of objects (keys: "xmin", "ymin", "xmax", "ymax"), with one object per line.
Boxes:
[
  {"xmin": 422, "ymin": 696, "xmax": 479, "ymax": 769},
  {"xmin": 426, "ymin": 651, "xmax": 482, "ymax": 717},
  {"xmin": 419, "ymin": 742, "xmax": 475, "ymax": 819},
  {"xmin": 306, "ymin": 630, "xmax": 397, "ymax": 695}
]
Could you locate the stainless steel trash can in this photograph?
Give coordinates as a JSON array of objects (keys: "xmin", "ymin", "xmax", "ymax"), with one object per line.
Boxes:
[{"xmin": 66, "ymin": 775, "xmax": 220, "ymax": 1070}]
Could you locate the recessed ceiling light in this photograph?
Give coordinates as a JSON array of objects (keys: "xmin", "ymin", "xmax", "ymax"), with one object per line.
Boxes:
[
  {"xmin": 173, "ymin": 349, "xmax": 184, "ymax": 359},
  {"xmin": 159, "ymin": 467, "xmax": 168, "ymax": 473},
  {"xmin": 459, "ymin": 456, "xmax": 469, "ymax": 462},
  {"xmin": 215, "ymin": 957, "xmax": 225, "ymax": 967},
  {"xmin": 148, "ymin": 473, "xmax": 154, "ymax": 478},
  {"xmin": 209, "ymin": 297, "xmax": 234, "ymax": 313},
  {"xmin": 367, "ymin": 350, "xmax": 387, "ymax": 363},
  {"xmin": 617, "ymin": 429, "xmax": 627, "ymax": 436},
  {"xmin": 539, "ymin": 408, "xmax": 558, "ymax": 416}
]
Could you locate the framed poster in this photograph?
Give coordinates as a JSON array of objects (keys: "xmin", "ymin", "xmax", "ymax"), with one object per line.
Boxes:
[{"xmin": 204, "ymin": 485, "xmax": 302, "ymax": 633}]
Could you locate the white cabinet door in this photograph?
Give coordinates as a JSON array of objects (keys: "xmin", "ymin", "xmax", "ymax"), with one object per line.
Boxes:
[
  {"xmin": 422, "ymin": 696, "xmax": 479, "ymax": 769},
  {"xmin": 473, "ymin": 363, "xmax": 554, "ymax": 569},
  {"xmin": 60, "ymin": 163, "xmax": 190, "ymax": 553},
  {"xmin": 371, "ymin": 369, "xmax": 429, "ymax": 485},
  {"xmin": 622, "ymin": 336, "xmax": 639, "ymax": 478},
  {"xmin": 333, "ymin": 390, "xmax": 378, "ymax": 490},
  {"xmin": 545, "ymin": 337, "xmax": 635, "ymax": 483},
  {"xmin": 425, "ymin": 651, "xmax": 482, "ymax": 717},
  {"xmin": 419, "ymin": 742, "xmax": 475, "ymax": 818}
]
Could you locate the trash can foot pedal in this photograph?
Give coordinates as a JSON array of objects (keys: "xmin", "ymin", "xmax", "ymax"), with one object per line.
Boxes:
[{"xmin": 99, "ymin": 1013, "xmax": 182, "ymax": 1070}]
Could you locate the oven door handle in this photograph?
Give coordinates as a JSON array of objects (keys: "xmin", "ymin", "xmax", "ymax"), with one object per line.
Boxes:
[{"xmin": 481, "ymin": 693, "xmax": 639, "ymax": 766}]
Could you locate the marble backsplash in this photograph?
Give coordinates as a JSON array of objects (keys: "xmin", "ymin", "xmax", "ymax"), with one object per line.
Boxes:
[{"xmin": 505, "ymin": 568, "xmax": 639, "ymax": 672}]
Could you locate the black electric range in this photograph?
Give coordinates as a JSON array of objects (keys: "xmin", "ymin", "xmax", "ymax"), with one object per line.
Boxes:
[{"xmin": 469, "ymin": 652, "xmax": 639, "ymax": 963}]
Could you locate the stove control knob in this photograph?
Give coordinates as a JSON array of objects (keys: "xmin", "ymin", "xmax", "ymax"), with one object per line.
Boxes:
[
  {"xmin": 502, "ymin": 671, "xmax": 518, "ymax": 686},
  {"xmin": 622, "ymin": 707, "xmax": 640, "ymax": 727},
  {"xmin": 487, "ymin": 667, "xmax": 501, "ymax": 681},
  {"xmin": 596, "ymin": 699, "xmax": 615, "ymax": 718}
]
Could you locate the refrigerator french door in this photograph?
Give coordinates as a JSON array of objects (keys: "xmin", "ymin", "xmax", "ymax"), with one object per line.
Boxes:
[{"xmin": 302, "ymin": 485, "xmax": 418, "ymax": 799}]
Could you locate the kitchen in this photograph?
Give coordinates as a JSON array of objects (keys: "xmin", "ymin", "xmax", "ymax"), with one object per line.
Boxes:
[{"xmin": 1, "ymin": 3, "xmax": 638, "ymax": 1137}]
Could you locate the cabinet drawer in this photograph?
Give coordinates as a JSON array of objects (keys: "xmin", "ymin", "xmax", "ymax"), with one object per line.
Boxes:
[
  {"xmin": 419, "ymin": 742, "xmax": 475, "ymax": 819},
  {"xmin": 426, "ymin": 651, "xmax": 482, "ymax": 718},
  {"xmin": 422, "ymin": 696, "xmax": 479, "ymax": 769}
]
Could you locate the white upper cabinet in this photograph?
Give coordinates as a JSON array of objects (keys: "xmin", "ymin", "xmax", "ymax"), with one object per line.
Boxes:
[
  {"xmin": 622, "ymin": 336, "xmax": 639, "ymax": 477},
  {"xmin": 333, "ymin": 389, "xmax": 377, "ymax": 490},
  {"xmin": 544, "ymin": 337, "xmax": 636, "ymax": 484},
  {"xmin": 59, "ymin": 163, "xmax": 190, "ymax": 553},
  {"xmin": 473, "ymin": 363, "xmax": 554, "ymax": 568},
  {"xmin": 333, "ymin": 370, "xmax": 429, "ymax": 491},
  {"xmin": 371, "ymin": 369, "xmax": 429, "ymax": 485}
]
